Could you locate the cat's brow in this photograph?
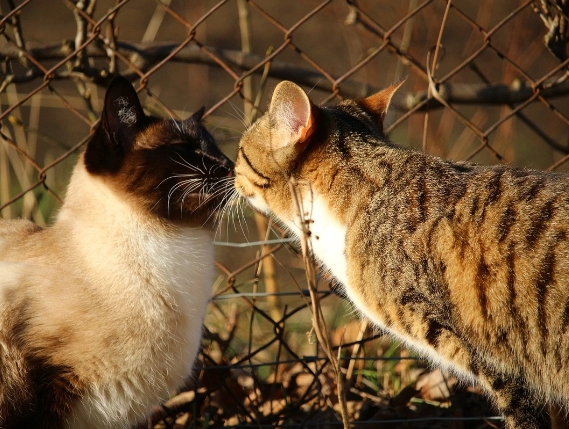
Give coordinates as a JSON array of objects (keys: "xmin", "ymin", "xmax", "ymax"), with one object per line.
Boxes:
[{"xmin": 238, "ymin": 147, "xmax": 271, "ymax": 185}]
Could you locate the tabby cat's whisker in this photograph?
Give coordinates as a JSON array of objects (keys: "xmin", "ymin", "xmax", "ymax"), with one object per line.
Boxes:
[{"xmin": 222, "ymin": 100, "xmax": 248, "ymax": 129}]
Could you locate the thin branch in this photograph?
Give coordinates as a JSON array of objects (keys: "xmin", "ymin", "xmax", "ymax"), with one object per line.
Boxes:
[
  {"xmin": 1, "ymin": 41, "xmax": 568, "ymax": 112},
  {"xmin": 288, "ymin": 178, "xmax": 351, "ymax": 429},
  {"xmin": 6, "ymin": 0, "xmax": 30, "ymax": 69},
  {"xmin": 71, "ymin": 0, "xmax": 97, "ymax": 71},
  {"xmin": 533, "ymin": 0, "xmax": 569, "ymax": 85}
]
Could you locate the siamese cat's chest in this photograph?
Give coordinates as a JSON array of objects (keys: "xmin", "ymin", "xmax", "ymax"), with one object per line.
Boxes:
[{"xmin": 65, "ymin": 225, "xmax": 214, "ymax": 428}]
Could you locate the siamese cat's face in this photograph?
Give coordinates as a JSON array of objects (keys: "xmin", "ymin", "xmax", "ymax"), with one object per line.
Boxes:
[{"xmin": 85, "ymin": 76, "xmax": 233, "ymax": 226}]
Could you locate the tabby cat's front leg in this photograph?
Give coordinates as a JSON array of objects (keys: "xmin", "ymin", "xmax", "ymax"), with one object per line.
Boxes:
[{"xmin": 481, "ymin": 372, "xmax": 550, "ymax": 429}]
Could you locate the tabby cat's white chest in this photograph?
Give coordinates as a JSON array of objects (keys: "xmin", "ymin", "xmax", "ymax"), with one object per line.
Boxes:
[{"xmin": 286, "ymin": 196, "xmax": 350, "ymax": 288}]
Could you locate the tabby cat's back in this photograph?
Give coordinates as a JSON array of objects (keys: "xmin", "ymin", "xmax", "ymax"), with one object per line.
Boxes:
[
  {"xmin": 234, "ymin": 80, "xmax": 569, "ymax": 429},
  {"xmin": 0, "ymin": 76, "xmax": 233, "ymax": 429}
]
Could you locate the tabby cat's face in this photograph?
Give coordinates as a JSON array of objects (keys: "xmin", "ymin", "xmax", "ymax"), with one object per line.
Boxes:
[
  {"xmin": 86, "ymin": 77, "xmax": 233, "ymax": 227},
  {"xmin": 234, "ymin": 81, "xmax": 321, "ymax": 220},
  {"xmin": 234, "ymin": 80, "xmax": 401, "ymax": 222}
]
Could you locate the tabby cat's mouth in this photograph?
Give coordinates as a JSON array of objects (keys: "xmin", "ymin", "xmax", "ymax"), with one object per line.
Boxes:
[{"xmin": 244, "ymin": 194, "xmax": 270, "ymax": 215}]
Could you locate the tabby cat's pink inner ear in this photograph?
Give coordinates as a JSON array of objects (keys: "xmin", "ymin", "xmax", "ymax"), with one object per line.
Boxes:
[
  {"xmin": 358, "ymin": 79, "xmax": 406, "ymax": 130},
  {"xmin": 268, "ymin": 81, "xmax": 313, "ymax": 150}
]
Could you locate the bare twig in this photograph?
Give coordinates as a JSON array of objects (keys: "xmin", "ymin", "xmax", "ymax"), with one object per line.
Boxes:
[
  {"xmin": 5, "ymin": 0, "xmax": 30, "ymax": 69},
  {"xmin": 71, "ymin": 0, "xmax": 97, "ymax": 71},
  {"xmin": 3, "ymin": 41, "xmax": 569, "ymax": 112},
  {"xmin": 423, "ymin": 0, "xmax": 452, "ymax": 152},
  {"xmin": 288, "ymin": 178, "xmax": 351, "ymax": 429},
  {"xmin": 104, "ymin": 1, "xmax": 120, "ymax": 75},
  {"xmin": 533, "ymin": 0, "xmax": 569, "ymax": 85}
]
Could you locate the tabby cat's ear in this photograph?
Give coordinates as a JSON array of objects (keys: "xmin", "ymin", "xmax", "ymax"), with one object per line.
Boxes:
[
  {"xmin": 268, "ymin": 81, "xmax": 314, "ymax": 150},
  {"xmin": 358, "ymin": 79, "xmax": 405, "ymax": 132},
  {"xmin": 85, "ymin": 76, "xmax": 146, "ymax": 174}
]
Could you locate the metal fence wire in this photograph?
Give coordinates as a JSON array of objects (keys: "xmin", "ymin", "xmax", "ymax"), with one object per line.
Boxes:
[{"xmin": 1, "ymin": 0, "xmax": 569, "ymax": 427}]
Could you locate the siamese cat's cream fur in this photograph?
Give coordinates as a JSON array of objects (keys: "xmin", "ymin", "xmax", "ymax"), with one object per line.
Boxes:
[{"xmin": 0, "ymin": 76, "xmax": 233, "ymax": 429}]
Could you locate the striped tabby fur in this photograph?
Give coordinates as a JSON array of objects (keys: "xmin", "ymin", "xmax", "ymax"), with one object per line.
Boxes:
[{"xmin": 234, "ymin": 80, "xmax": 569, "ymax": 428}]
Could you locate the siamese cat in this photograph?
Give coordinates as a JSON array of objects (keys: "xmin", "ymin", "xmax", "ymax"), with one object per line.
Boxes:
[
  {"xmin": 0, "ymin": 76, "xmax": 233, "ymax": 428},
  {"xmin": 234, "ymin": 80, "xmax": 569, "ymax": 428}
]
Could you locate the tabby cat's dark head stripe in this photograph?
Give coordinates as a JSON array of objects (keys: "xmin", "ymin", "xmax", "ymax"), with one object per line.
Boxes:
[{"xmin": 238, "ymin": 147, "xmax": 271, "ymax": 186}]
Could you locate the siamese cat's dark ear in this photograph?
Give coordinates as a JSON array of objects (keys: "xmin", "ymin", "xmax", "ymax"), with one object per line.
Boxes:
[
  {"xmin": 85, "ymin": 76, "xmax": 146, "ymax": 174},
  {"xmin": 189, "ymin": 106, "xmax": 205, "ymax": 123},
  {"xmin": 101, "ymin": 76, "xmax": 146, "ymax": 151},
  {"xmin": 268, "ymin": 81, "xmax": 314, "ymax": 150},
  {"xmin": 358, "ymin": 79, "xmax": 405, "ymax": 132}
]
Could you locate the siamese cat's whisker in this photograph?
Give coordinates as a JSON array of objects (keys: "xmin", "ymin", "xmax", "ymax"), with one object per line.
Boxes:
[
  {"xmin": 179, "ymin": 178, "xmax": 205, "ymax": 191},
  {"xmin": 211, "ymin": 197, "xmax": 231, "ymax": 233},
  {"xmin": 225, "ymin": 196, "xmax": 239, "ymax": 240},
  {"xmin": 170, "ymin": 172, "xmax": 202, "ymax": 179},
  {"xmin": 217, "ymin": 193, "xmax": 237, "ymax": 239},
  {"xmin": 233, "ymin": 197, "xmax": 246, "ymax": 240},
  {"xmin": 214, "ymin": 181, "xmax": 235, "ymax": 205},
  {"xmin": 181, "ymin": 184, "xmax": 210, "ymax": 210},
  {"xmin": 222, "ymin": 100, "xmax": 248, "ymax": 128},
  {"xmin": 211, "ymin": 176, "xmax": 235, "ymax": 193},
  {"xmin": 204, "ymin": 185, "xmax": 234, "ymax": 228},
  {"xmin": 230, "ymin": 194, "xmax": 245, "ymax": 240},
  {"xmin": 150, "ymin": 197, "xmax": 165, "ymax": 214},
  {"xmin": 158, "ymin": 173, "xmax": 200, "ymax": 190},
  {"xmin": 167, "ymin": 184, "xmax": 187, "ymax": 206},
  {"xmin": 193, "ymin": 184, "xmax": 226, "ymax": 211},
  {"xmin": 170, "ymin": 117, "xmax": 183, "ymax": 134},
  {"xmin": 157, "ymin": 176, "xmax": 175, "ymax": 187},
  {"xmin": 179, "ymin": 183, "xmax": 204, "ymax": 206},
  {"xmin": 195, "ymin": 176, "xmax": 233, "ymax": 206},
  {"xmin": 218, "ymin": 175, "xmax": 235, "ymax": 184},
  {"xmin": 168, "ymin": 179, "xmax": 201, "ymax": 200},
  {"xmin": 216, "ymin": 190, "xmax": 237, "ymax": 239},
  {"xmin": 171, "ymin": 153, "xmax": 206, "ymax": 174},
  {"xmin": 220, "ymin": 191, "xmax": 240, "ymax": 240}
]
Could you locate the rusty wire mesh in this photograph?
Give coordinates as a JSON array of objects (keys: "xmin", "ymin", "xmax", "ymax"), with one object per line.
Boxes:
[{"xmin": 2, "ymin": 0, "xmax": 569, "ymax": 428}]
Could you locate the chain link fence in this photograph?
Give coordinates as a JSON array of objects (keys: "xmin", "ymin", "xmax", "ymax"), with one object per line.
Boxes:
[{"xmin": 1, "ymin": 0, "xmax": 569, "ymax": 427}]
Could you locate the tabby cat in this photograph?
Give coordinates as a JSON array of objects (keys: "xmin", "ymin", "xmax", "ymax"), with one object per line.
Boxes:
[
  {"xmin": 0, "ymin": 76, "xmax": 233, "ymax": 428},
  {"xmin": 233, "ymin": 80, "xmax": 569, "ymax": 428}
]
